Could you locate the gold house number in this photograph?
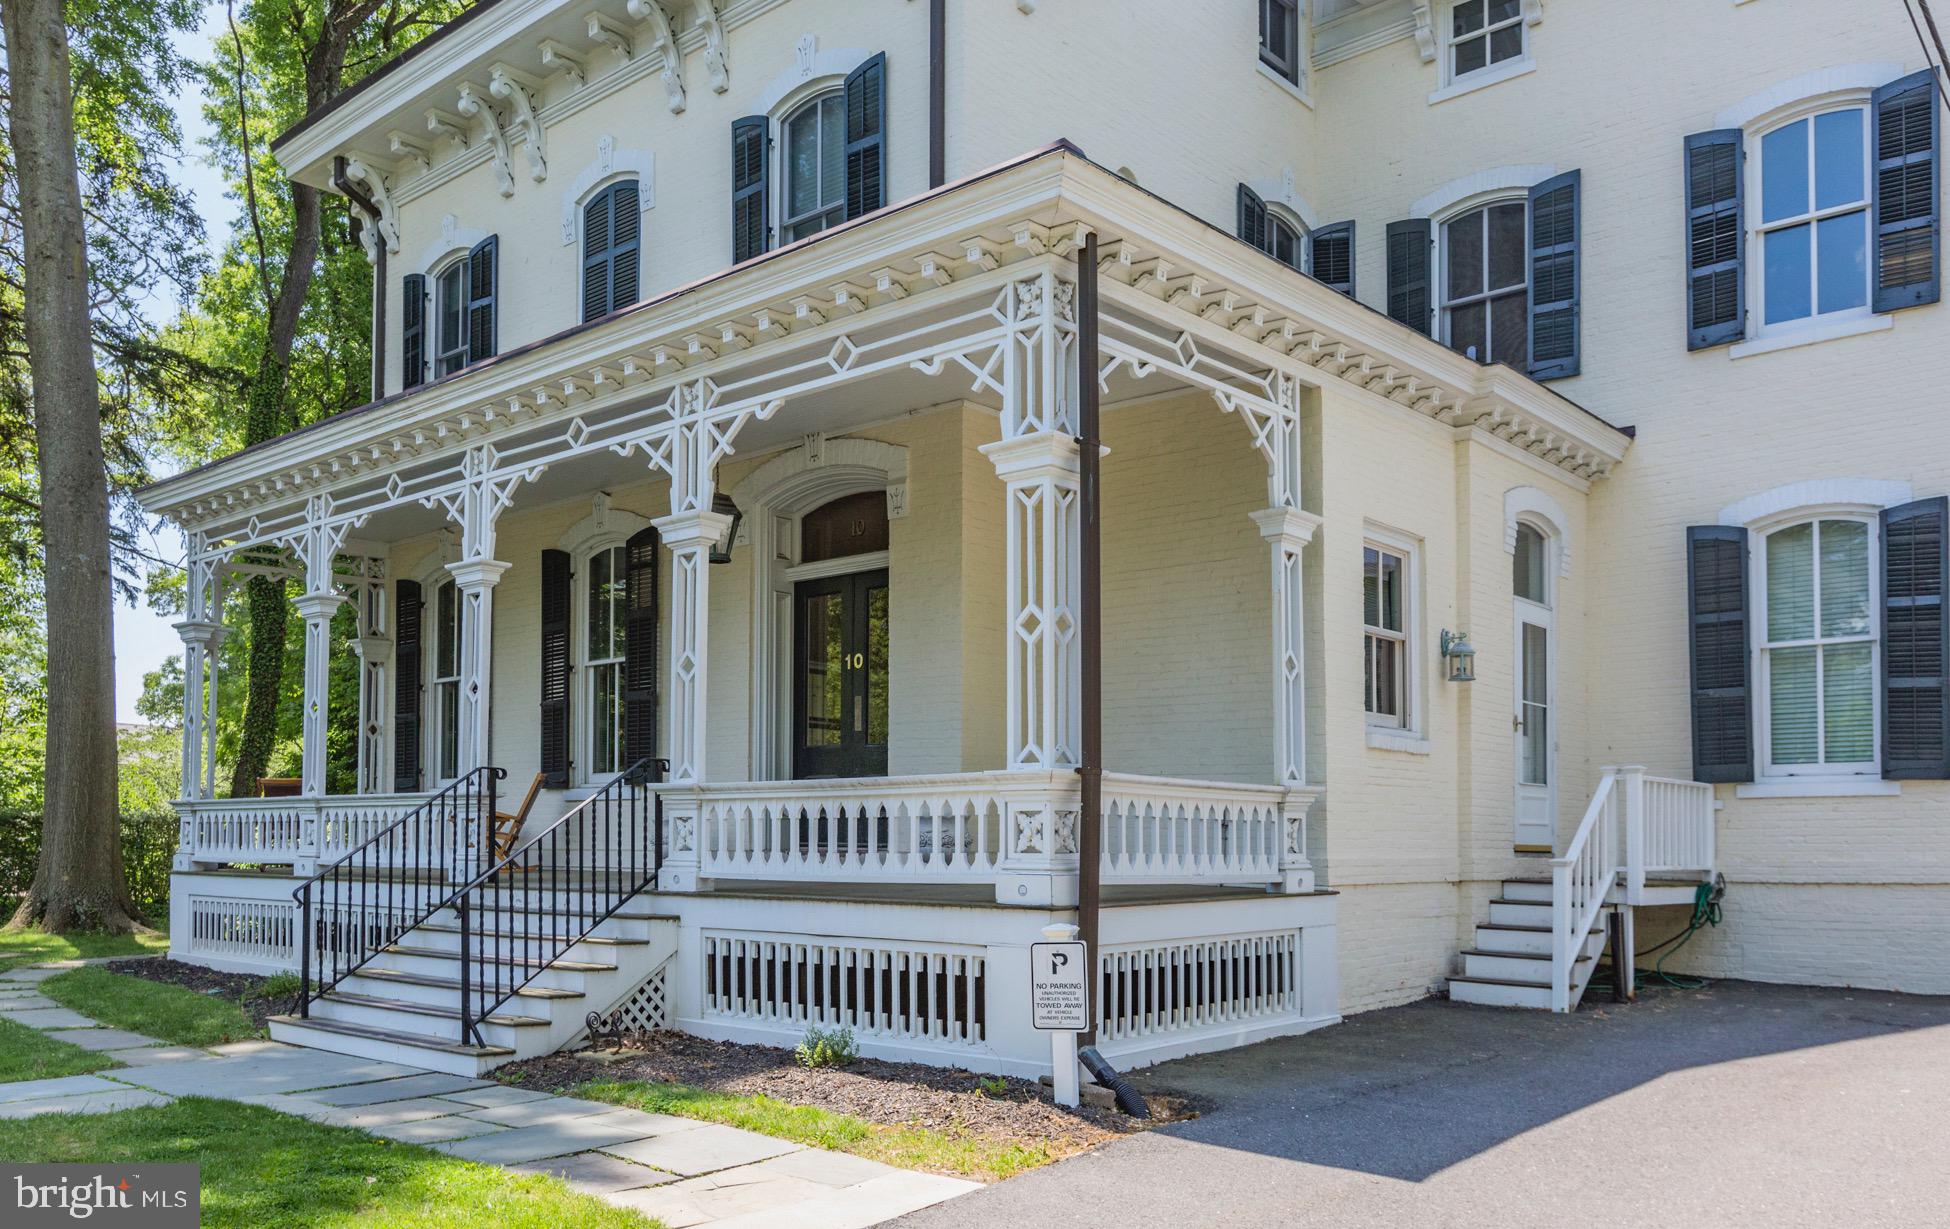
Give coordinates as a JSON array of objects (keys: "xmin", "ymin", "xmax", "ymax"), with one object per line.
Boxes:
[{"xmin": 845, "ymin": 652, "xmax": 866, "ymax": 669}]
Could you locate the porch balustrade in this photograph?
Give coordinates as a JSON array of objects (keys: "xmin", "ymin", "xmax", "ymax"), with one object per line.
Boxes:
[{"xmin": 174, "ymin": 793, "xmax": 438, "ymax": 875}]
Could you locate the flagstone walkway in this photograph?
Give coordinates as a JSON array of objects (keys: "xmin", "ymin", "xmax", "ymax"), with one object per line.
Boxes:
[{"xmin": 0, "ymin": 962, "xmax": 975, "ymax": 1229}]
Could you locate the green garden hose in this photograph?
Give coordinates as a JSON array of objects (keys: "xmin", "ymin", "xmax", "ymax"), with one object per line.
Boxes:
[{"xmin": 1590, "ymin": 877, "xmax": 1725, "ymax": 995}]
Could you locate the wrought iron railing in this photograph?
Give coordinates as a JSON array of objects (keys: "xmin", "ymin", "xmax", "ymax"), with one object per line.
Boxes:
[
  {"xmin": 448, "ymin": 758, "xmax": 663, "ymax": 1045},
  {"xmin": 292, "ymin": 767, "xmax": 503, "ymax": 1017}
]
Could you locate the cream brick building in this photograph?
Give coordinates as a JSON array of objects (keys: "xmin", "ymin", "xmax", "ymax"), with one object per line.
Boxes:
[{"xmin": 136, "ymin": 0, "xmax": 1947, "ymax": 1077}]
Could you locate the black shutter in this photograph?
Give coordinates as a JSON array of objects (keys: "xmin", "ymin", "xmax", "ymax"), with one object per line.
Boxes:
[
  {"xmin": 1871, "ymin": 68, "xmax": 1940, "ymax": 313},
  {"xmin": 1237, "ymin": 184, "xmax": 1269, "ymax": 253},
  {"xmin": 1685, "ymin": 129, "xmax": 1744, "ymax": 350},
  {"xmin": 1687, "ymin": 525, "xmax": 1753, "ymax": 783},
  {"xmin": 539, "ymin": 549, "xmax": 571, "ymax": 788},
  {"xmin": 466, "ymin": 234, "xmax": 497, "ymax": 364},
  {"xmin": 1386, "ymin": 218, "xmax": 1433, "ymax": 336},
  {"xmin": 611, "ymin": 180, "xmax": 641, "ymax": 310},
  {"xmin": 731, "ymin": 115, "xmax": 770, "ymax": 262},
  {"xmin": 393, "ymin": 579, "xmax": 423, "ymax": 792},
  {"xmin": 844, "ymin": 53, "xmax": 888, "ymax": 220},
  {"xmin": 1308, "ymin": 220, "xmax": 1355, "ymax": 296},
  {"xmin": 623, "ymin": 526, "xmax": 662, "ymax": 776},
  {"xmin": 582, "ymin": 188, "xmax": 613, "ymax": 322},
  {"xmin": 1882, "ymin": 497, "xmax": 1949, "ymax": 779},
  {"xmin": 400, "ymin": 273, "xmax": 426, "ymax": 390},
  {"xmin": 1527, "ymin": 169, "xmax": 1581, "ymax": 380}
]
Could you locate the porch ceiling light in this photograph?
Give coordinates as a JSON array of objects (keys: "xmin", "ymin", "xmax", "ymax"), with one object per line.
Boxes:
[
  {"xmin": 1440, "ymin": 628, "xmax": 1476, "ymax": 683},
  {"xmin": 709, "ymin": 493, "xmax": 743, "ymax": 565}
]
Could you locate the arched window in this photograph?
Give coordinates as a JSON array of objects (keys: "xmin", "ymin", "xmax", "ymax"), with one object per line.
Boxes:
[
  {"xmin": 1512, "ymin": 521, "xmax": 1549, "ymax": 606},
  {"xmin": 781, "ymin": 90, "xmax": 847, "ymax": 243},
  {"xmin": 581, "ymin": 180, "xmax": 641, "ymax": 323},
  {"xmin": 582, "ymin": 544, "xmax": 629, "ymax": 777},
  {"xmin": 431, "ymin": 578, "xmax": 461, "ymax": 780},
  {"xmin": 1755, "ymin": 104, "xmax": 1870, "ymax": 330},
  {"xmin": 1441, "ymin": 198, "xmax": 1528, "ymax": 366},
  {"xmin": 434, "ymin": 256, "xmax": 471, "ymax": 378}
]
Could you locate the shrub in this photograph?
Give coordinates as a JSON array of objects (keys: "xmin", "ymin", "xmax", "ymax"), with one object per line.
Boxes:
[
  {"xmin": 251, "ymin": 970, "xmax": 302, "ymax": 1002},
  {"xmin": 795, "ymin": 1024, "xmax": 859, "ymax": 1069}
]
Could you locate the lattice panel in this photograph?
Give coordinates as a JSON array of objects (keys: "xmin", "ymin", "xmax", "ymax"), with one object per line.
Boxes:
[{"xmin": 608, "ymin": 957, "xmax": 673, "ymax": 1035}]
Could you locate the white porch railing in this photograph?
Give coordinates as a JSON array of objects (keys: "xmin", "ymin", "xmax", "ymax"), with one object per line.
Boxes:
[
  {"xmin": 174, "ymin": 793, "xmax": 434, "ymax": 872},
  {"xmin": 682, "ymin": 770, "xmax": 1313, "ymax": 893},
  {"xmin": 1551, "ymin": 766, "xmax": 1717, "ymax": 1012}
]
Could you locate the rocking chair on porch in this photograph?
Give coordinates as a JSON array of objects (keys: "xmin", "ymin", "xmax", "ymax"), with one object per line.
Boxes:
[{"xmin": 490, "ymin": 773, "xmax": 545, "ymax": 871}]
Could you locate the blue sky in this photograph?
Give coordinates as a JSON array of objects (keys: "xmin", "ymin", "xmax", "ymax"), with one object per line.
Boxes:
[{"xmin": 116, "ymin": 2, "xmax": 236, "ymax": 721}]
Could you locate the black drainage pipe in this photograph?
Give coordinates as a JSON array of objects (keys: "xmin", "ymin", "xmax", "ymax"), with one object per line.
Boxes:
[{"xmin": 1078, "ymin": 1046, "xmax": 1148, "ymax": 1119}]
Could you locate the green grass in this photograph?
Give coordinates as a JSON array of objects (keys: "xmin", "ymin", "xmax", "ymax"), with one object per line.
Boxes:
[
  {"xmin": 576, "ymin": 1079, "xmax": 1054, "ymax": 1181},
  {"xmin": 0, "ymin": 926, "xmax": 167, "ymax": 973},
  {"xmin": 41, "ymin": 967, "xmax": 260, "ymax": 1047},
  {"xmin": 0, "ymin": 1015, "xmax": 119, "ymax": 1084},
  {"xmin": 0, "ymin": 1097, "xmax": 658, "ymax": 1228}
]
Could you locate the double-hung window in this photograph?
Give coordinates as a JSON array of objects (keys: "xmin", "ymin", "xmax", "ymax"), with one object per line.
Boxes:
[
  {"xmin": 583, "ymin": 545, "xmax": 628, "ymax": 778},
  {"xmin": 1756, "ymin": 106, "xmax": 1871, "ymax": 330},
  {"xmin": 435, "ymin": 258, "xmax": 470, "ymax": 378},
  {"xmin": 782, "ymin": 91, "xmax": 847, "ymax": 243},
  {"xmin": 1449, "ymin": 0, "xmax": 1524, "ymax": 80},
  {"xmin": 1364, "ymin": 543, "xmax": 1411, "ymax": 728},
  {"xmin": 1260, "ymin": 0, "xmax": 1301, "ymax": 85},
  {"xmin": 1759, "ymin": 517, "xmax": 1877, "ymax": 777},
  {"xmin": 1442, "ymin": 200, "xmax": 1529, "ymax": 366},
  {"xmin": 432, "ymin": 579, "xmax": 461, "ymax": 781}
]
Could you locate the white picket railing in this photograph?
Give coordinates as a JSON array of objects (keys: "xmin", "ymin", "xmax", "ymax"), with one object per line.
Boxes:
[
  {"xmin": 1552, "ymin": 766, "xmax": 1718, "ymax": 1012},
  {"xmin": 1099, "ymin": 774, "xmax": 1288, "ymax": 884},
  {"xmin": 175, "ymin": 794, "xmax": 433, "ymax": 870}
]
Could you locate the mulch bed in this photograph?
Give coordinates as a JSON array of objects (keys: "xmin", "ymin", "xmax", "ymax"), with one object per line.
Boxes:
[
  {"xmin": 106, "ymin": 956, "xmax": 287, "ymax": 1032},
  {"xmin": 500, "ymin": 1030, "xmax": 1198, "ymax": 1166}
]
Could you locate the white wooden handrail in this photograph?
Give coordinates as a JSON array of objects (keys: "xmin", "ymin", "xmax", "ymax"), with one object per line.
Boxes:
[{"xmin": 1550, "ymin": 768, "xmax": 1621, "ymax": 1013}]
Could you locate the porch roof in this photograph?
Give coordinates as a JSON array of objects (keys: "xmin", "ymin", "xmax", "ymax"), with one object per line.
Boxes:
[{"xmin": 136, "ymin": 141, "xmax": 1631, "ymax": 545}]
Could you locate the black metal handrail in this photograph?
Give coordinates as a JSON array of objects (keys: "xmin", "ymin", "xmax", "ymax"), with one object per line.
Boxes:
[
  {"xmin": 292, "ymin": 766, "xmax": 504, "ymax": 1018},
  {"xmin": 448, "ymin": 758, "xmax": 665, "ymax": 1045}
]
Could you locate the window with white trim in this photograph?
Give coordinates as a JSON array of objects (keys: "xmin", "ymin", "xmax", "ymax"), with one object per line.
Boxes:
[
  {"xmin": 781, "ymin": 90, "xmax": 846, "ymax": 243},
  {"xmin": 1755, "ymin": 104, "xmax": 1871, "ymax": 331},
  {"xmin": 1448, "ymin": 0, "xmax": 1524, "ymax": 81},
  {"xmin": 1364, "ymin": 542, "xmax": 1412, "ymax": 728},
  {"xmin": 1756, "ymin": 515, "xmax": 1878, "ymax": 777},
  {"xmin": 432, "ymin": 578, "xmax": 460, "ymax": 781},
  {"xmin": 1260, "ymin": 0, "xmax": 1301, "ymax": 85},
  {"xmin": 1440, "ymin": 199, "xmax": 1528, "ymax": 366},
  {"xmin": 434, "ymin": 257, "xmax": 470, "ymax": 377},
  {"xmin": 582, "ymin": 544, "xmax": 629, "ymax": 779}
]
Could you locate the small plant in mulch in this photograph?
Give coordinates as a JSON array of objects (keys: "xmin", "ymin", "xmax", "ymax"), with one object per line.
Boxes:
[
  {"xmin": 976, "ymin": 1075, "xmax": 1009, "ymax": 1098},
  {"xmin": 794, "ymin": 1024, "xmax": 859, "ymax": 1069},
  {"xmin": 248, "ymin": 971, "xmax": 302, "ymax": 1002}
]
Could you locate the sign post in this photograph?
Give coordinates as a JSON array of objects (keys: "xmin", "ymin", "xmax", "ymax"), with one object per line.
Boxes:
[{"xmin": 1031, "ymin": 922, "xmax": 1088, "ymax": 1107}]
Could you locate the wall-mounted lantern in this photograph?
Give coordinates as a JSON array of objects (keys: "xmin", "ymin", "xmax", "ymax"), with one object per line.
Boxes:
[
  {"xmin": 709, "ymin": 493, "xmax": 743, "ymax": 565},
  {"xmin": 1440, "ymin": 629, "xmax": 1477, "ymax": 682}
]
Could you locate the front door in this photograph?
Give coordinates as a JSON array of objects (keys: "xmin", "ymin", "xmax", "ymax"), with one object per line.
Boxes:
[
  {"xmin": 1513, "ymin": 607, "xmax": 1556, "ymax": 851},
  {"xmin": 792, "ymin": 567, "xmax": 889, "ymax": 779}
]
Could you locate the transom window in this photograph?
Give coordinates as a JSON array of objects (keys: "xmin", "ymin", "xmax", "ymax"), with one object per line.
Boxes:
[
  {"xmin": 1364, "ymin": 544, "xmax": 1410, "ymax": 728},
  {"xmin": 1513, "ymin": 522, "xmax": 1549, "ymax": 606},
  {"xmin": 782, "ymin": 91, "xmax": 846, "ymax": 243},
  {"xmin": 1450, "ymin": 0, "xmax": 1523, "ymax": 79},
  {"xmin": 1442, "ymin": 200, "xmax": 1528, "ymax": 366},
  {"xmin": 1260, "ymin": 0, "xmax": 1301, "ymax": 84},
  {"xmin": 1757, "ymin": 106, "xmax": 1870, "ymax": 328},
  {"xmin": 1760, "ymin": 517, "xmax": 1877, "ymax": 776},
  {"xmin": 432, "ymin": 579, "xmax": 460, "ymax": 780},
  {"xmin": 583, "ymin": 545, "xmax": 629, "ymax": 779},
  {"xmin": 435, "ymin": 258, "xmax": 470, "ymax": 377}
]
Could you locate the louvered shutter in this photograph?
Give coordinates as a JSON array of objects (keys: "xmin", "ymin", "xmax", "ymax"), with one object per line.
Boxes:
[
  {"xmin": 1308, "ymin": 220, "xmax": 1355, "ymax": 296},
  {"xmin": 393, "ymin": 579, "xmax": 423, "ymax": 792},
  {"xmin": 1687, "ymin": 525, "xmax": 1753, "ymax": 783},
  {"xmin": 1238, "ymin": 184, "xmax": 1269, "ymax": 253},
  {"xmin": 466, "ymin": 234, "xmax": 497, "ymax": 364},
  {"xmin": 1871, "ymin": 69, "xmax": 1940, "ymax": 313},
  {"xmin": 539, "ymin": 549, "xmax": 571, "ymax": 788},
  {"xmin": 1386, "ymin": 218, "xmax": 1433, "ymax": 336},
  {"xmin": 582, "ymin": 188, "xmax": 613, "ymax": 322},
  {"xmin": 1882, "ymin": 497, "xmax": 1949, "ymax": 779},
  {"xmin": 623, "ymin": 526, "xmax": 662, "ymax": 775},
  {"xmin": 610, "ymin": 180, "xmax": 641, "ymax": 310},
  {"xmin": 731, "ymin": 116, "xmax": 770, "ymax": 262},
  {"xmin": 1684, "ymin": 130, "xmax": 1744, "ymax": 350},
  {"xmin": 400, "ymin": 273, "xmax": 426, "ymax": 390},
  {"xmin": 844, "ymin": 53, "xmax": 888, "ymax": 220},
  {"xmin": 1527, "ymin": 169, "xmax": 1581, "ymax": 380}
]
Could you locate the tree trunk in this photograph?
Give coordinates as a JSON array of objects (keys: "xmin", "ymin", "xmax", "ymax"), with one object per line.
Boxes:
[{"xmin": 2, "ymin": 0, "xmax": 137, "ymax": 931}]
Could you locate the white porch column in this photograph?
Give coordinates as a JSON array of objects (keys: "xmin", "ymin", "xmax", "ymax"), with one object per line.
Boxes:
[
  {"xmin": 172, "ymin": 620, "xmax": 225, "ymax": 803},
  {"xmin": 446, "ymin": 558, "xmax": 510, "ymax": 778},
  {"xmin": 297, "ymin": 591, "xmax": 345, "ymax": 798},
  {"xmin": 348, "ymin": 559, "xmax": 392, "ymax": 795},
  {"xmin": 654, "ymin": 509, "xmax": 734, "ymax": 787},
  {"xmin": 981, "ymin": 434, "xmax": 1082, "ymax": 773}
]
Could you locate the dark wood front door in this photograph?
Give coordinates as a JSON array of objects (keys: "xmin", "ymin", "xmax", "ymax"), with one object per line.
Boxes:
[{"xmin": 792, "ymin": 567, "xmax": 889, "ymax": 779}]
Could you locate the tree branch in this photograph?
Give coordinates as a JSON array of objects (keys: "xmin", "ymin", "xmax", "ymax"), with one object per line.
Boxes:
[{"xmin": 227, "ymin": 0, "xmax": 277, "ymax": 313}]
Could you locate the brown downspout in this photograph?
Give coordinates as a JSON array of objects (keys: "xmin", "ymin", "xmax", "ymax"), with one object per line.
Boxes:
[
  {"xmin": 333, "ymin": 155, "xmax": 386, "ymax": 401},
  {"xmin": 1075, "ymin": 228, "xmax": 1102, "ymax": 1044},
  {"xmin": 929, "ymin": 0, "xmax": 946, "ymax": 188}
]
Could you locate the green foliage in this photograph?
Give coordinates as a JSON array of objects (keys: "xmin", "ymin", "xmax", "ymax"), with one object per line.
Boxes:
[
  {"xmin": 0, "ymin": 927, "xmax": 167, "ymax": 974},
  {"xmin": 0, "ymin": 1016, "xmax": 118, "ymax": 1084},
  {"xmin": 794, "ymin": 1024, "xmax": 860, "ymax": 1069},
  {"xmin": 978, "ymin": 1075, "xmax": 1009, "ymax": 1097},
  {"xmin": 251, "ymin": 969, "xmax": 301, "ymax": 1001},
  {"xmin": 43, "ymin": 967, "xmax": 260, "ymax": 1045},
  {"xmin": 0, "ymin": 807, "xmax": 177, "ymax": 925},
  {"xmin": 0, "ymin": 1097, "xmax": 654, "ymax": 1227}
]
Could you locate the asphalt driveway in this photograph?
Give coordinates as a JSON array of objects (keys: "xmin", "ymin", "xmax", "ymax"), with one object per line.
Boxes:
[{"xmin": 889, "ymin": 981, "xmax": 1950, "ymax": 1228}]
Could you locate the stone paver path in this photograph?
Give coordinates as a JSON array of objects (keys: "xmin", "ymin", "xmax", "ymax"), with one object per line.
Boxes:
[{"xmin": 0, "ymin": 961, "xmax": 975, "ymax": 1228}]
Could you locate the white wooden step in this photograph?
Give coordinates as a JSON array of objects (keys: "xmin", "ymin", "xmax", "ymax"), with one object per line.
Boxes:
[
  {"xmin": 1474, "ymin": 924, "xmax": 1552, "ymax": 955},
  {"xmin": 1447, "ymin": 977, "xmax": 1553, "ymax": 1009},
  {"xmin": 1488, "ymin": 898, "xmax": 1553, "ymax": 927},
  {"xmin": 1462, "ymin": 949, "xmax": 1593, "ymax": 982},
  {"xmin": 267, "ymin": 1015, "xmax": 515, "ymax": 1078},
  {"xmin": 1500, "ymin": 880, "xmax": 1555, "ymax": 903}
]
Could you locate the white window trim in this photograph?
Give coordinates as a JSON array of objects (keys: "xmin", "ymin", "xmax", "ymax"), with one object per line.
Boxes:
[
  {"xmin": 1431, "ymin": 189, "xmax": 1530, "ymax": 363},
  {"xmin": 1255, "ymin": 0, "xmax": 1313, "ymax": 105},
  {"xmin": 431, "ymin": 254, "xmax": 472, "ymax": 378},
  {"xmin": 559, "ymin": 497, "xmax": 655, "ymax": 787},
  {"xmin": 558, "ymin": 137, "xmax": 655, "ymax": 248},
  {"xmin": 1504, "ymin": 485, "xmax": 1573, "ymax": 577},
  {"xmin": 746, "ymin": 40, "xmax": 872, "ymax": 252},
  {"xmin": 1747, "ymin": 505, "xmax": 1883, "ymax": 784},
  {"xmin": 424, "ymin": 570, "xmax": 462, "ymax": 787},
  {"xmin": 1745, "ymin": 96, "xmax": 1875, "ymax": 343},
  {"xmin": 1428, "ymin": 0, "xmax": 1538, "ymax": 104},
  {"xmin": 1363, "ymin": 524, "xmax": 1425, "ymax": 741},
  {"xmin": 1257, "ymin": 58, "xmax": 1315, "ymax": 107}
]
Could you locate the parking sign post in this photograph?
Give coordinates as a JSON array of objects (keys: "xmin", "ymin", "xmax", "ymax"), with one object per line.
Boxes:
[{"xmin": 1032, "ymin": 922, "xmax": 1088, "ymax": 1107}]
